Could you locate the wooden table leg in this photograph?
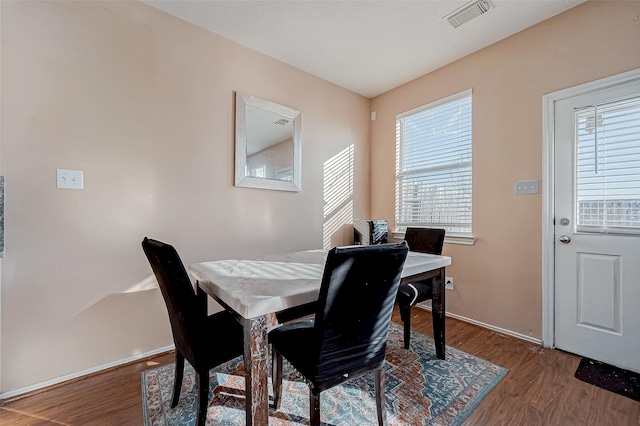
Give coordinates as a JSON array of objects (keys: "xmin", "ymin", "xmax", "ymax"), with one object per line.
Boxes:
[
  {"xmin": 242, "ymin": 315, "xmax": 269, "ymax": 425},
  {"xmin": 431, "ymin": 267, "xmax": 446, "ymax": 359}
]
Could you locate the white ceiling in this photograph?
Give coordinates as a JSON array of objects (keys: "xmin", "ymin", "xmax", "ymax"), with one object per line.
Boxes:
[{"xmin": 143, "ymin": 0, "xmax": 587, "ymax": 98}]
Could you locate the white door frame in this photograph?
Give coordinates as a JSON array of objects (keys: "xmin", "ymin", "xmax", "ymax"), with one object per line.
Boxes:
[{"xmin": 541, "ymin": 68, "xmax": 640, "ymax": 348}]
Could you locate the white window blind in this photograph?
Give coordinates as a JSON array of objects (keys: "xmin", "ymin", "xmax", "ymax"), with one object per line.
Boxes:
[
  {"xmin": 395, "ymin": 90, "xmax": 472, "ymax": 235},
  {"xmin": 576, "ymin": 95, "xmax": 640, "ymax": 233}
]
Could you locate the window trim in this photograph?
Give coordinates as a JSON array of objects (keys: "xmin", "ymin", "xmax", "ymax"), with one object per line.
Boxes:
[
  {"xmin": 397, "ymin": 89, "xmax": 472, "ymax": 121},
  {"xmin": 395, "ymin": 89, "xmax": 474, "ymax": 242}
]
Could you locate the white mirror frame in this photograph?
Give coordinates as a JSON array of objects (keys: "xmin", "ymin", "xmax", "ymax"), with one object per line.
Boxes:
[{"xmin": 235, "ymin": 93, "xmax": 302, "ymax": 192}]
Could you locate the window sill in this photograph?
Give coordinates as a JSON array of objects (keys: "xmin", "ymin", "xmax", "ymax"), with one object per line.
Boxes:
[{"xmin": 391, "ymin": 231, "xmax": 476, "ymax": 246}]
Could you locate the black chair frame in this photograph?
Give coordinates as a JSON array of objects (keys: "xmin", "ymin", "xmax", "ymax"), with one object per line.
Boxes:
[
  {"xmin": 396, "ymin": 227, "xmax": 446, "ymax": 357},
  {"xmin": 269, "ymin": 242, "xmax": 409, "ymax": 426},
  {"xmin": 142, "ymin": 238, "xmax": 244, "ymax": 426}
]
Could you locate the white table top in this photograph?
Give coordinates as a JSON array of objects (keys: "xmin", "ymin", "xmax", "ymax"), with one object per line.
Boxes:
[{"xmin": 189, "ymin": 249, "xmax": 451, "ymax": 319}]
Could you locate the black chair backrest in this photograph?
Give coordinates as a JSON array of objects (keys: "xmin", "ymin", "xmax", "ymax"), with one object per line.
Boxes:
[
  {"xmin": 142, "ymin": 237, "xmax": 204, "ymax": 362},
  {"xmin": 404, "ymin": 227, "xmax": 445, "ymax": 255},
  {"xmin": 312, "ymin": 242, "xmax": 408, "ymax": 381}
]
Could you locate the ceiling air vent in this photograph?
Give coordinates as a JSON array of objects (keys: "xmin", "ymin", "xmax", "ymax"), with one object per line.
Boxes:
[{"xmin": 445, "ymin": 0, "xmax": 492, "ymax": 28}]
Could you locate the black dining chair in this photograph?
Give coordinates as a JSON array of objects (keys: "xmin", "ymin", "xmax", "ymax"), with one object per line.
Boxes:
[
  {"xmin": 396, "ymin": 227, "xmax": 446, "ymax": 352},
  {"xmin": 269, "ymin": 242, "xmax": 409, "ymax": 426},
  {"xmin": 142, "ymin": 238, "xmax": 244, "ymax": 426}
]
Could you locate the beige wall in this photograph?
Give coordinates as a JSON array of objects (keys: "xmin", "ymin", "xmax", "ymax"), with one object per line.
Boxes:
[
  {"xmin": 0, "ymin": 1, "xmax": 370, "ymax": 392},
  {"xmin": 370, "ymin": 1, "xmax": 640, "ymax": 340},
  {"xmin": 3, "ymin": 0, "xmax": 639, "ymax": 395}
]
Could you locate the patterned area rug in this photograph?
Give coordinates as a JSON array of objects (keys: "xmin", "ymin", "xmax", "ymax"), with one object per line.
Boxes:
[{"xmin": 142, "ymin": 323, "xmax": 507, "ymax": 425}]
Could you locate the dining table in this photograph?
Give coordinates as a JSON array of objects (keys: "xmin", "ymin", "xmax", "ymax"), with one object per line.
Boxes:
[{"xmin": 189, "ymin": 247, "xmax": 451, "ymax": 426}]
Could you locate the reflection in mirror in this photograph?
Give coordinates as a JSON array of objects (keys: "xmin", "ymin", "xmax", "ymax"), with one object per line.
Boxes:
[
  {"xmin": 235, "ymin": 93, "xmax": 301, "ymax": 191},
  {"xmin": 246, "ymin": 106, "xmax": 293, "ymax": 180}
]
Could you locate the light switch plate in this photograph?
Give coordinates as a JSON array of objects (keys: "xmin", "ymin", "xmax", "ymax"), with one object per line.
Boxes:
[
  {"xmin": 515, "ymin": 179, "xmax": 539, "ymax": 195},
  {"xmin": 57, "ymin": 169, "xmax": 83, "ymax": 189}
]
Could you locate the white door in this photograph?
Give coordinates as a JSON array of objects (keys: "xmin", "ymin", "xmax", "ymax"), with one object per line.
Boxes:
[{"xmin": 554, "ymin": 78, "xmax": 640, "ymax": 374}]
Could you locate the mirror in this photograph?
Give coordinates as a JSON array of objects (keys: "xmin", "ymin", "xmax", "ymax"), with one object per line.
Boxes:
[{"xmin": 235, "ymin": 93, "xmax": 302, "ymax": 191}]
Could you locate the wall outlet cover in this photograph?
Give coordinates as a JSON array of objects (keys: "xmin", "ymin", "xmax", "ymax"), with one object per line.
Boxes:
[
  {"xmin": 57, "ymin": 169, "xmax": 84, "ymax": 189},
  {"xmin": 515, "ymin": 179, "xmax": 539, "ymax": 195}
]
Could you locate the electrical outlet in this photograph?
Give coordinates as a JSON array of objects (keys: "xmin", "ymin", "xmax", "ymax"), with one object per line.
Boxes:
[
  {"xmin": 57, "ymin": 169, "xmax": 84, "ymax": 189},
  {"xmin": 445, "ymin": 277, "xmax": 454, "ymax": 290}
]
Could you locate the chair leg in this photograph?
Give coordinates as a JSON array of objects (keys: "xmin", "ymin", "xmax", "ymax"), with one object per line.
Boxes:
[
  {"xmin": 272, "ymin": 350, "xmax": 283, "ymax": 410},
  {"xmin": 401, "ymin": 305, "xmax": 412, "ymax": 349},
  {"xmin": 375, "ymin": 368, "xmax": 388, "ymax": 426},
  {"xmin": 195, "ymin": 371, "xmax": 209, "ymax": 426},
  {"xmin": 309, "ymin": 388, "xmax": 321, "ymax": 426},
  {"xmin": 171, "ymin": 352, "xmax": 185, "ymax": 407}
]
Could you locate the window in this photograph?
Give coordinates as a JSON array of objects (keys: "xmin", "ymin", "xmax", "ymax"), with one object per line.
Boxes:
[
  {"xmin": 395, "ymin": 90, "xmax": 472, "ymax": 237},
  {"xmin": 576, "ymin": 95, "xmax": 640, "ymax": 234}
]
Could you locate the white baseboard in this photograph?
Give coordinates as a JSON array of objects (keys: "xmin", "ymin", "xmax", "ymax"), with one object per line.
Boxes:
[
  {"xmin": 415, "ymin": 305, "xmax": 543, "ymax": 345},
  {"xmin": 0, "ymin": 344, "xmax": 175, "ymax": 401}
]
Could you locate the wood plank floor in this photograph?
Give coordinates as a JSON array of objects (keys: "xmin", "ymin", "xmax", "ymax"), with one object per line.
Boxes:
[{"xmin": 1, "ymin": 307, "xmax": 639, "ymax": 425}]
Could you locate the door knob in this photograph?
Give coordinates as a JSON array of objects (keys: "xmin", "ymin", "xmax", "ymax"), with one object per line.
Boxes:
[{"xmin": 559, "ymin": 235, "xmax": 571, "ymax": 244}]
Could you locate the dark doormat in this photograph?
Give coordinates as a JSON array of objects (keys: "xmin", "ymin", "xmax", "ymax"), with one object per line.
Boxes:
[{"xmin": 574, "ymin": 357, "xmax": 640, "ymax": 402}]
